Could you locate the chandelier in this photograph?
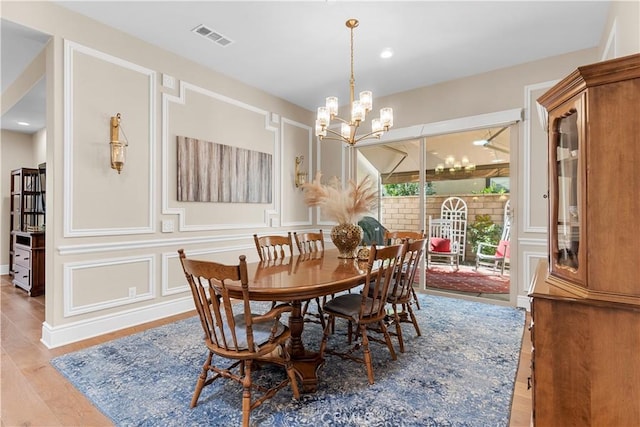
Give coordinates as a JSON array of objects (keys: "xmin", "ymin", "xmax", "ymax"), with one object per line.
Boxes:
[{"xmin": 315, "ymin": 19, "xmax": 393, "ymax": 146}]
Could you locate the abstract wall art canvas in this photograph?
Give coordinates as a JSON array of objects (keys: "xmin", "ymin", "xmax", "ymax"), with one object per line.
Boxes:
[{"xmin": 177, "ymin": 136, "xmax": 272, "ymax": 203}]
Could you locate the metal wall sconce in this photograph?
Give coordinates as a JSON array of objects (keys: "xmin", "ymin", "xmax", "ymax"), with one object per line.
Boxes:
[
  {"xmin": 295, "ymin": 155, "xmax": 308, "ymax": 188},
  {"xmin": 110, "ymin": 113, "xmax": 128, "ymax": 174}
]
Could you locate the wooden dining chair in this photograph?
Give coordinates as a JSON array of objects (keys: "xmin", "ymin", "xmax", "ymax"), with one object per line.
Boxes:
[
  {"xmin": 177, "ymin": 249, "xmax": 299, "ymax": 427},
  {"xmin": 319, "ymin": 244, "xmax": 404, "ymax": 385},
  {"xmin": 253, "ymin": 232, "xmax": 294, "ymax": 261},
  {"xmin": 384, "ymin": 230, "xmax": 424, "ymax": 310},
  {"xmin": 294, "ymin": 230, "xmax": 325, "ymax": 255},
  {"xmin": 386, "ymin": 239, "xmax": 426, "ymax": 353},
  {"xmin": 254, "ymin": 232, "xmax": 295, "ymax": 309},
  {"xmin": 293, "ymin": 230, "xmax": 326, "ymax": 328}
]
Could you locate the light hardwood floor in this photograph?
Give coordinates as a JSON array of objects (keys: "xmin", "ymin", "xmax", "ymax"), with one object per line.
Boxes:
[{"xmin": 1, "ymin": 275, "xmax": 532, "ymax": 426}]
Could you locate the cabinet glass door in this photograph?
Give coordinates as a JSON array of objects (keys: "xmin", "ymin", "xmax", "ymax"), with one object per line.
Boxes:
[{"xmin": 549, "ymin": 97, "xmax": 585, "ymax": 285}]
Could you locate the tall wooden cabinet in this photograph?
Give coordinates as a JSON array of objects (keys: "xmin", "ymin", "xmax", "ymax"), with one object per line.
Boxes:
[
  {"xmin": 9, "ymin": 167, "xmax": 46, "ymax": 296},
  {"xmin": 529, "ymin": 54, "xmax": 640, "ymax": 426}
]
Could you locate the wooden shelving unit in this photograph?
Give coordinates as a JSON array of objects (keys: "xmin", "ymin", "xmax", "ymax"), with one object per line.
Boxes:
[
  {"xmin": 9, "ymin": 167, "xmax": 46, "ymax": 296},
  {"xmin": 530, "ymin": 54, "xmax": 640, "ymax": 426}
]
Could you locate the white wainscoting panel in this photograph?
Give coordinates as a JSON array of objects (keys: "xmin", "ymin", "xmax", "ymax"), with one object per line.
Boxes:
[
  {"xmin": 63, "ymin": 40, "xmax": 155, "ymax": 237},
  {"xmin": 63, "ymin": 255, "xmax": 155, "ymax": 317},
  {"xmin": 162, "ymin": 81, "xmax": 280, "ymax": 231}
]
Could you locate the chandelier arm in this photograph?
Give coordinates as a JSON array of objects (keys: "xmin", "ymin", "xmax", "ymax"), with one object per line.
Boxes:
[
  {"xmin": 319, "ymin": 135, "xmax": 350, "ymax": 144},
  {"xmin": 330, "ymin": 116, "xmax": 351, "ymax": 125},
  {"xmin": 324, "ymin": 128, "xmax": 347, "ymax": 139},
  {"xmin": 352, "ymin": 130, "xmax": 384, "ymax": 144}
]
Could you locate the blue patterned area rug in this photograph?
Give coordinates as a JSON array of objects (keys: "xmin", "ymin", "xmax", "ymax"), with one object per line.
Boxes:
[{"xmin": 51, "ymin": 294, "xmax": 525, "ymax": 427}]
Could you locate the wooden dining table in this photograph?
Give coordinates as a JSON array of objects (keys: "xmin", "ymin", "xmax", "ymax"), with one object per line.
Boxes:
[{"xmin": 226, "ymin": 248, "xmax": 370, "ymax": 393}]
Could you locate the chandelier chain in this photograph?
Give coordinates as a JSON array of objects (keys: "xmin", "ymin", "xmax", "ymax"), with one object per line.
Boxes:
[{"xmin": 349, "ymin": 24, "xmax": 355, "ymax": 106}]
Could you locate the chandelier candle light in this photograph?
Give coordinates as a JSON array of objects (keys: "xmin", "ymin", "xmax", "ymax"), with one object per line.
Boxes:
[{"xmin": 315, "ymin": 19, "xmax": 394, "ymax": 146}]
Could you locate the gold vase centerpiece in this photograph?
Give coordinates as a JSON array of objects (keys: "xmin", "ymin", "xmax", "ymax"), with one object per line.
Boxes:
[
  {"xmin": 330, "ymin": 223, "xmax": 363, "ymax": 259},
  {"xmin": 302, "ymin": 173, "xmax": 377, "ymax": 259}
]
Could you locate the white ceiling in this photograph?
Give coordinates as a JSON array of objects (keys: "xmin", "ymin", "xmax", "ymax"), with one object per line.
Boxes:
[
  {"xmin": 1, "ymin": 19, "xmax": 49, "ymax": 133},
  {"xmin": 2, "ymin": 1, "xmax": 610, "ymax": 136}
]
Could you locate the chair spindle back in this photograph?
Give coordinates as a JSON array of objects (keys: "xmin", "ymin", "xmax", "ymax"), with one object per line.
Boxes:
[{"xmin": 254, "ymin": 233, "xmax": 293, "ymax": 261}]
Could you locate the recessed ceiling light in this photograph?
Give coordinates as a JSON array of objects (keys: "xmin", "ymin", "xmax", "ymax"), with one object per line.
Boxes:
[
  {"xmin": 380, "ymin": 48, "xmax": 393, "ymax": 59},
  {"xmin": 17, "ymin": 121, "xmax": 30, "ymax": 126},
  {"xmin": 473, "ymin": 139, "xmax": 488, "ymax": 146}
]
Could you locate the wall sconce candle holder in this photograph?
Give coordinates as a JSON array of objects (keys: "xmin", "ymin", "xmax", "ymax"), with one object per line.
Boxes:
[
  {"xmin": 110, "ymin": 113, "xmax": 128, "ymax": 174},
  {"xmin": 295, "ymin": 155, "xmax": 308, "ymax": 188}
]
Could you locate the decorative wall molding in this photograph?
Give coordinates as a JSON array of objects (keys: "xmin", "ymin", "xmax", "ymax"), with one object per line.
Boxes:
[
  {"xmin": 41, "ymin": 295, "xmax": 194, "ymax": 349},
  {"xmin": 518, "ymin": 237, "xmax": 547, "ymax": 247},
  {"xmin": 161, "ymin": 81, "xmax": 279, "ymax": 231},
  {"xmin": 280, "ymin": 117, "xmax": 313, "ymax": 227},
  {"xmin": 57, "ymin": 234, "xmax": 255, "ymax": 255},
  {"xmin": 315, "ymin": 139, "xmax": 329, "ymax": 226},
  {"xmin": 523, "ymin": 81, "xmax": 557, "ymax": 234},
  {"xmin": 314, "ymin": 138, "xmax": 345, "ymax": 227},
  {"xmin": 63, "ymin": 40, "xmax": 156, "ymax": 237},
  {"xmin": 161, "ymin": 245, "xmax": 252, "ymax": 296},
  {"xmin": 63, "ymin": 255, "xmax": 155, "ymax": 317},
  {"xmin": 517, "ymin": 250, "xmax": 547, "ymax": 310},
  {"xmin": 161, "ymin": 251, "xmax": 189, "ymax": 296}
]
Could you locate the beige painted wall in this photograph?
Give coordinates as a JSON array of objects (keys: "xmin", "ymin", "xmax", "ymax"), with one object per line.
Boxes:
[
  {"xmin": 601, "ymin": 1, "xmax": 640, "ymax": 59},
  {"xmin": 377, "ymin": 48, "xmax": 598, "ymax": 129},
  {"xmin": 2, "ymin": 1, "xmax": 638, "ymax": 346},
  {"xmin": 2, "ymin": 1, "xmax": 315, "ymax": 347}
]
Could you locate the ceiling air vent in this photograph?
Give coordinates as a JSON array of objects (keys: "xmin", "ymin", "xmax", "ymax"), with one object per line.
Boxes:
[{"xmin": 192, "ymin": 24, "xmax": 233, "ymax": 47}]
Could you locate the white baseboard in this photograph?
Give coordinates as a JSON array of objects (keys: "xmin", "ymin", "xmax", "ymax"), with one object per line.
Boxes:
[
  {"xmin": 0, "ymin": 264, "xmax": 9, "ymax": 275},
  {"xmin": 516, "ymin": 294, "xmax": 531, "ymax": 311},
  {"xmin": 41, "ymin": 296, "xmax": 194, "ymax": 349}
]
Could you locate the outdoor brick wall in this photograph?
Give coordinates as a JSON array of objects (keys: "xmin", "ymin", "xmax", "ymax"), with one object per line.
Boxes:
[{"xmin": 380, "ymin": 194, "xmax": 510, "ymax": 262}]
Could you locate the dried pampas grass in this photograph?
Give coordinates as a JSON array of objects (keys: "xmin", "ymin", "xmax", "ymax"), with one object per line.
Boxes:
[{"xmin": 302, "ymin": 172, "xmax": 377, "ymax": 224}]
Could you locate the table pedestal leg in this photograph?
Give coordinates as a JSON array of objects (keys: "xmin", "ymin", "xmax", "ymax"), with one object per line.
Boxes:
[{"xmin": 288, "ymin": 300, "xmax": 324, "ymax": 393}]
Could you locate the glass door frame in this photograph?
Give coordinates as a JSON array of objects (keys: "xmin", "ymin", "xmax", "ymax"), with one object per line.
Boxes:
[{"xmin": 352, "ymin": 108, "xmax": 522, "ymax": 298}]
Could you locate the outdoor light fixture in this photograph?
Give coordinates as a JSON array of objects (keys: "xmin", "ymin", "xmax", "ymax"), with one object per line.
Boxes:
[
  {"xmin": 315, "ymin": 19, "xmax": 394, "ymax": 146},
  {"xmin": 294, "ymin": 155, "xmax": 308, "ymax": 188},
  {"xmin": 436, "ymin": 155, "xmax": 476, "ymax": 174},
  {"xmin": 109, "ymin": 113, "xmax": 128, "ymax": 174}
]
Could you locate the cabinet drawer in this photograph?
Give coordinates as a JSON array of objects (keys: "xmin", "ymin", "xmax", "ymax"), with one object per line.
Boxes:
[
  {"xmin": 14, "ymin": 247, "xmax": 31, "ymax": 268},
  {"xmin": 12, "ymin": 263, "xmax": 31, "ymax": 288}
]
